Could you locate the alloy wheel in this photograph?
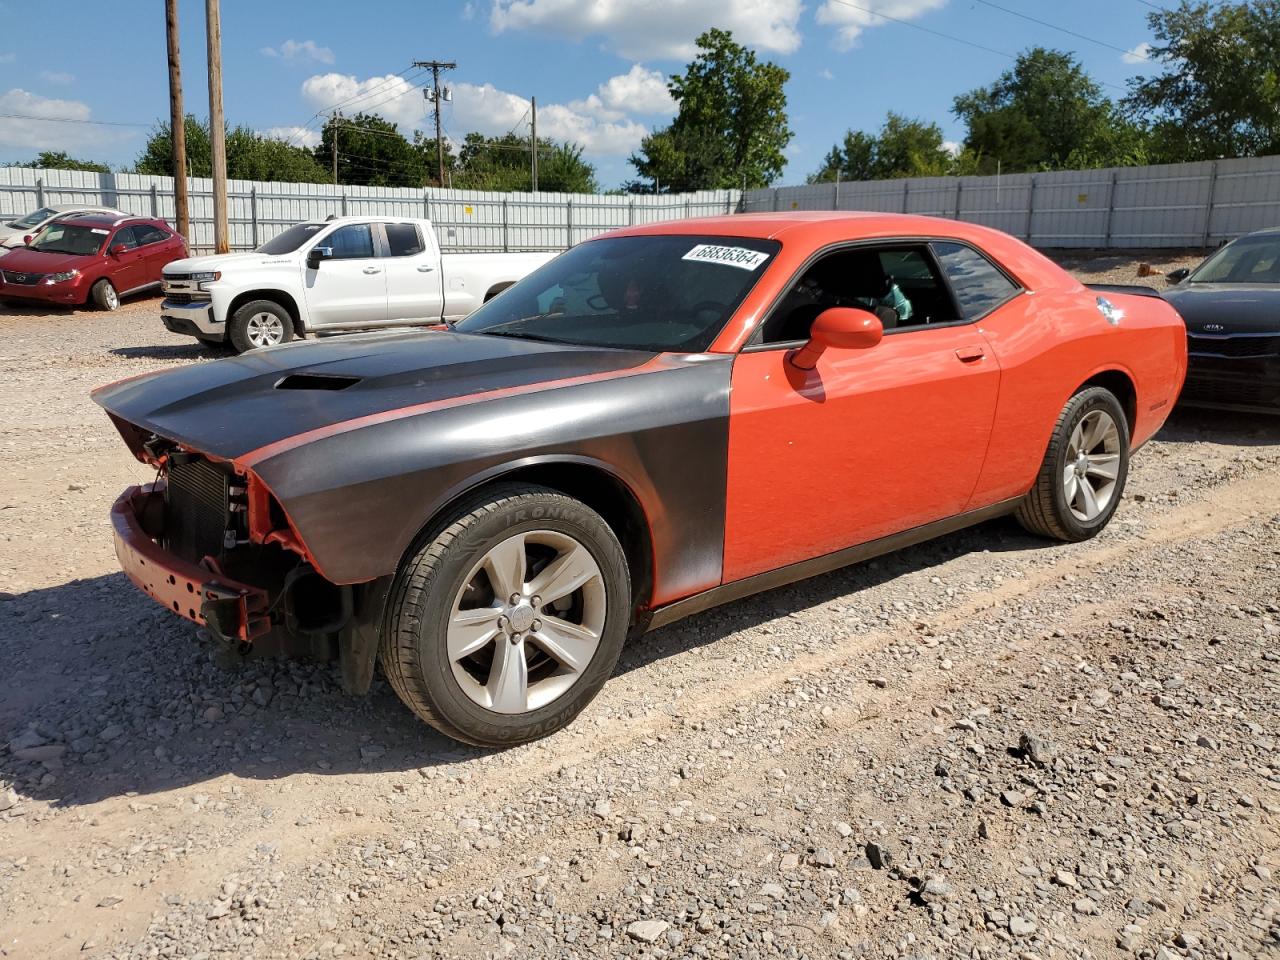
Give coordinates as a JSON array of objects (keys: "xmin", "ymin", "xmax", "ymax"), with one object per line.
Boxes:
[
  {"xmin": 104, "ymin": 284, "xmax": 119, "ymax": 310},
  {"xmin": 447, "ymin": 530, "xmax": 606, "ymax": 715},
  {"xmin": 246, "ymin": 311, "xmax": 285, "ymax": 347},
  {"xmin": 1062, "ymin": 409, "xmax": 1121, "ymax": 522}
]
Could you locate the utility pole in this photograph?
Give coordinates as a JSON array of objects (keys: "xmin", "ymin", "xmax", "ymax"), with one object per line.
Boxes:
[
  {"xmin": 331, "ymin": 112, "xmax": 339, "ymax": 185},
  {"xmin": 413, "ymin": 60, "xmax": 456, "ymax": 187},
  {"xmin": 205, "ymin": 0, "xmax": 229, "ymax": 253},
  {"xmin": 530, "ymin": 96, "xmax": 538, "ymax": 192},
  {"xmin": 164, "ymin": 0, "xmax": 188, "ymax": 240}
]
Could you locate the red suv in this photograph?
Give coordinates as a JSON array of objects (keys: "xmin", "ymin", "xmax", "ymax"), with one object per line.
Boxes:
[{"xmin": 0, "ymin": 214, "xmax": 187, "ymax": 310}]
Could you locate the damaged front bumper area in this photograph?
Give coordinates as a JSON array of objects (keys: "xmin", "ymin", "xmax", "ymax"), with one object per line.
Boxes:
[{"xmin": 111, "ymin": 484, "xmax": 271, "ymax": 641}]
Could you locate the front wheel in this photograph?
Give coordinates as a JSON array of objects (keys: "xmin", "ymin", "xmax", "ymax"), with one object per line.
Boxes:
[
  {"xmin": 90, "ymin": 279, "xmax": 119, "ymax": 311},
  {"xmin": 1015, "ymin": 386, "xmax": 1130, "ymax": 542},
  {"xmin": 228, "ymin": 299, "xmax": 293, "ymax": 353},
  {"xmin": 381, "ymin": 484, "xmax": 630, "ymax": 747}
]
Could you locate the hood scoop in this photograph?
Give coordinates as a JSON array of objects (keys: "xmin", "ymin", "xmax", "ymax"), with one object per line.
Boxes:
[{"xmin": 275, "ymin": 372, "xmax": 361, "ymax": 391}]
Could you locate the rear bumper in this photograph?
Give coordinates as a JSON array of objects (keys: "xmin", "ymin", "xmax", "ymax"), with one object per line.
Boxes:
[
  {"xmin": 111, "ymin": 484, "xmax": 270, "ymax": 640},
  {"xmin": 160, "ymin": 299, "xmax": 221, "ymax": 338}
]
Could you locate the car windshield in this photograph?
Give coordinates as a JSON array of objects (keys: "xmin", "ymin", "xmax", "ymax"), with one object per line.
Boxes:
[
  {"xmin": 9, "ymin": 207, "xmax": 57, "ymax": 229},
  {"xmin": 1189, "ymin": 235, "xmax": 1280, "ymax": 284},
  {"xmin": 454, "ymin": 235, "xmax": 781, "ymax": 352},
  {"xmin": 258, "ymin": 222, "xmax": 326, "ymax": 255},
  {"xmin": 27, "ymin": 223, "xmax": 107, "ymax": 256}
]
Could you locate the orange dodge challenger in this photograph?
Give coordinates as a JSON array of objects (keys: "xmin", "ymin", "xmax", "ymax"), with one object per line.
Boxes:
[{"xmin": 93, "ymin": 213, "xmax": 1187, "ymax": 746}]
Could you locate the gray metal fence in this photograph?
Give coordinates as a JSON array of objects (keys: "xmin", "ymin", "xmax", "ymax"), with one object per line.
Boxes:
[
  {"xmin": 0, "ymin": 167, "xmax": 740, "ymax": 255},
  {"xmin": 745, "ymin": 154, "xmax": 1280, "ymax": 249}
]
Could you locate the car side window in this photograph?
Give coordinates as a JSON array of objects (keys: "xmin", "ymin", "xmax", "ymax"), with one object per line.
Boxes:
[
  {"xmin": 758, "ymin": 244, "xmax": 959, "ymax": 344},
  {"xmin": 133, "ymin": 224, "xmax": 169, "ymax": 246},
  {"xmin": 324, "ymin": 223, "xmax": 375, "ymax": 260},
  {"xmin": 110, "ymin": 226, "xmax": 138, "ymax": 251},
  {"xmin": 932, "ymin": 242, "xmax": 1019, "ymax": 318},
  {"xmin": 384, "ymin": 222, "xmax": 425, "ymax": 257}
]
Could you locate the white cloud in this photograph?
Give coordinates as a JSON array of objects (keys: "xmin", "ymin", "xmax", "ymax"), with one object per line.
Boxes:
[
  {"xmin": 301, "ymin": 73, "xmax": 427, "ymax": 130},
  {"xmin": 0, "ymin": 53, "xmax": 17, "ymax": 65},
  {"xmin": 462, "ymin": 1, "xmax": 476, "ymax": 18},
  {"xmin": 301, "ymin": 69, "xmax": 661, "ymax": 157},
  {"xmin": 0, "ymin": 88, "xmax": 132, "ymax": 152},
  {"xmin": 1122, "ymin": 41, "xmax": 1152, "ymax": 64},
  {"xmin": 819, "ymin": 68, "xmax": 834, "ymax": 80},
  {"xmin": 39, "ymin": 70, "xmax": 74, "ymax": 86},
  {"xmin": 596, "ymin": 64, "xmax": 673, "ymax": 115},
  {"xmin": 260, "ymin": 125, "xmax": 322, "ymax": 148},
  {"xmin": 815, "ymin": 0, "xmax": 949, "ymax": 49},
  {"xmin": 489, "ymin": 0, "xmax": 804, "ymax": 60},
  {"xmin": 261, "ymin": 39, "xmax": 335, "ymax": 64},
  {"xmin": 943, "ymin": 140, "xmax": 961, "ymax": 157}
]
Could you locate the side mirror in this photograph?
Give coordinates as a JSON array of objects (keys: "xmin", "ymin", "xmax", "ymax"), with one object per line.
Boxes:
[
  {"xmin": 307, "ymin": 246, "xmax": 333, "ymax": 270},
  {"xmin": 109, "ymin": 244, "xmax": 127, "ymax": 257},
  {"xmin": 790, "ymin": 307, "xmax": 883, "ymax": 370},
  {"xmin": 22, "ymin": 235, "xmax": 32, "ymax": 246},
  {"xmin": 1165, "ymin": 267, "xmax": 1190, "ymax": 285}
]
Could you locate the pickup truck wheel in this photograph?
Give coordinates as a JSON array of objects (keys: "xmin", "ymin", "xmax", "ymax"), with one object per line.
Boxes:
[
  {"xmin": 381, "ymin": 483, "xmax": 630, "ymax": 747},
  {"xmin": 228, "ymin": 300, "xmax": 293, "ymax": 353},
  {"xmin": 1015, "ymin": 386, "xmax": 1130, "ymax": 542},
  {"xmin": 90, "ymin": 279, "xmax": 119, "ymax": 311}
]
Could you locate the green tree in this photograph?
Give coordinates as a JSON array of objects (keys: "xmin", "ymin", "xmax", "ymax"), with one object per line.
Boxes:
[
  {"xmin": 315, "ymin": 113, "xmax": 428, "ymax": 187},
  {"xmin": 9, "ymin": 150, "xmax": 111, "ymax": 173},
  {"xmin": 629, "ymin": 28, "xmax": 791, "ymax": 192},
  {"xmin": 1124, "ymin": 0, "xmax": 1280, "ymax": 162},
  {"xmin": 451, "ymin": 133, "xmax": 597, "ymax": 193},
  {"xmin": 954, "ymin": 48, "xmax": 1147, "ymax": 172},
  {"xmin": 135, "ymin": 115, "xmax": 327, "ymax": 182},
  {"xmin": 811, "ymin": 114, "xmax": 954, "ymax": 182}
]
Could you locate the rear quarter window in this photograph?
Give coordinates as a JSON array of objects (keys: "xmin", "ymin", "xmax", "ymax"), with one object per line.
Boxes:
[{"xmin": 932, "ymin": 241, "xmax": 1019, "ymax": 317}]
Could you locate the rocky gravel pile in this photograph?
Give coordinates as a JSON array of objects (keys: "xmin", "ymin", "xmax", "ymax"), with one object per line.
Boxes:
[{"xmin": 0, "ymin": 268, "xmax": 1276, "ymax": 959}]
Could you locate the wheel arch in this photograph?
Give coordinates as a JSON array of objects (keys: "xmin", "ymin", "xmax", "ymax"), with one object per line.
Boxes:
[
  {"xmin": 483, "ymin": 281, "xmax": 515, "ymax": 303},
  {"xmin": 398, "ymin": 455, "xmax": 656, "ymax": 625},
  {"xmin": 1076, "ymin": 367, "xmax": 1137, "ymax": 439},
  {"xmin": 228, "ymin": 289, "xmax": 304, "ymax": 338}
]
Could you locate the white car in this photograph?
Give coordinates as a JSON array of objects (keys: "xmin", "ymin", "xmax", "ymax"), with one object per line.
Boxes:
[
  {"xmin": 0, "ymin": 204, "xmax": 127, "ymax": 255},
  {"xmin": 160, "ymin": 216, "xmax": 557, "ymax": 352}
]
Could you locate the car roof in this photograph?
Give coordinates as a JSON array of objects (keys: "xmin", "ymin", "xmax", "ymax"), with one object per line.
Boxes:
[
  {"xmin": 56, "ymin": 214, "xmax": 159, "ymax": 229},
  {"xmin": 603, "ymin": 211, "xmax": 1075, "ymax": 293}
]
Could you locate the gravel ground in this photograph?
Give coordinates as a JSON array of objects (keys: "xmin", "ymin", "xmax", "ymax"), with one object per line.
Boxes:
[{"xmin": 1, "ymin": 254, "xmax": 1277, "ymax": 960}]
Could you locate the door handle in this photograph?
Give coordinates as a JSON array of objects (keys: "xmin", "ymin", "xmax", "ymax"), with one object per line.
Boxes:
[
  {"xmin": 955, "ymin": 345, "xmax": 985, "ymax": 363},
  {"xmin": 363, "ymin": 267, "xmax": 381, "ymax": 275},
  {"xmin": 417, "ymin": 264, "xmax": 435, "ymax": 272}
]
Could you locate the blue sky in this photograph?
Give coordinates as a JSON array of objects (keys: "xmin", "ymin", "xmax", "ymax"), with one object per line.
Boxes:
[{"xmin": 0, "ymin": 0, "xmax": 1162, "ymax": 189}]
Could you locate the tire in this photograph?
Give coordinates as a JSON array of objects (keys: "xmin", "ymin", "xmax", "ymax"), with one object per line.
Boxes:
[
  {"xmin": 90, "ymin": 279, "xmax": 120, "ymax": 311},
  {"xmin": 381, "ymin": 483, "xmax": 630, "ymax": 747},
  {"xmin": 228, "ymin": 299, "xmax": 293, "ymax": 353},
  {"xmin": 1015, "ymin": 386, "xmax": 1130, "ymax": 542}
]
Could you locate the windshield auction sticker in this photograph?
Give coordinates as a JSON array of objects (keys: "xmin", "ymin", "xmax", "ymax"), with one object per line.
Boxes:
[{"xmin": 682, "ymin": 244, "xmax": 770, "ymax": 271}]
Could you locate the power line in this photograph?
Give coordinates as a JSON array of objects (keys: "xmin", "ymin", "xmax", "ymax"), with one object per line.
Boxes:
[
  {"xmin": 971, "ymin": 0, "xmax": 1148, "ymax": 60},
  {"xmin": 823, "ymin": 0, "xmax": 1018, "ymax": 61},
  {"xmin": 0, "ymin": 112, "xmax": 150, "ymax": 127}
]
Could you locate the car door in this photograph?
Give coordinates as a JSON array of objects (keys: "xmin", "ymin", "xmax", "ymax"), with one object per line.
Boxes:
[
  {"xmin": 131, "ymin": 224, "xmax": 172, "ymax": 285},
  {"xmin": 721, "ymin": 242, "xmax": 1002, "ymax": 583},
  {"xmin": 302, "ymin": 222, "xmax": 389, "ymax": 327},
  {"xmin": 377, "ymin": 221, "xmax": 446, "ymax": 321},
  {"xmin": 104, "ymin": 226, "xmax": 147, "ymax": 292}
]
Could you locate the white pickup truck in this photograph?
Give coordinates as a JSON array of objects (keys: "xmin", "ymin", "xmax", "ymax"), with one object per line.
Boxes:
[{"xmin": 160, "ymin": 215, "xmax": 555, "ymax": 352}]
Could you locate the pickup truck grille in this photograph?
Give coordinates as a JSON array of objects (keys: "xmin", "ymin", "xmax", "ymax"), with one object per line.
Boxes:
[
  {"xmin": 164, "ymin": 457, "xmax": 231, "ymax": 564},
  {"xmin": 1, "ymin": 269, "xmax": 46, "ymax": 285},
  {"xmin": 163, "ymin": 292, "xmax": 210, "ymax": 305}
]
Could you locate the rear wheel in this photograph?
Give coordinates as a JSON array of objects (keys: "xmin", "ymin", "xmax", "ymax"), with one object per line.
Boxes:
[
  {"xmin": 228, "ymin": 299, "xmax": 293, "ymax": 353},
  {"xmin": 90, "ymin": 279, "xmax": 119, "ymax": 311},
  {"xmin": 381, "ymin": 484, "xmax": 630, "ymax": 747},
  {"xmin": 1015, "ymin": 386, "xmax": 1130, "ymax": 541}
]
